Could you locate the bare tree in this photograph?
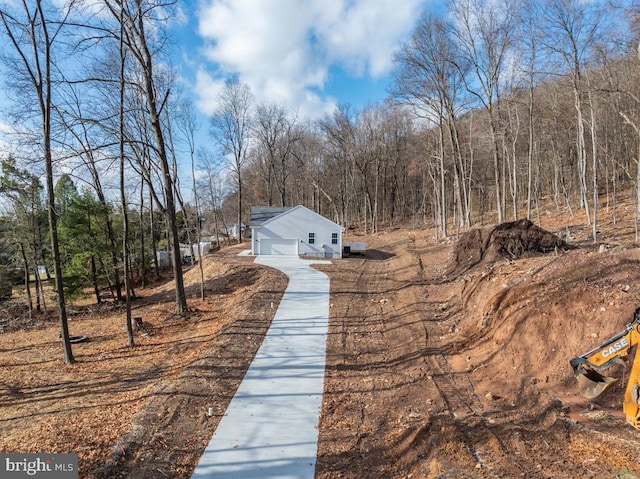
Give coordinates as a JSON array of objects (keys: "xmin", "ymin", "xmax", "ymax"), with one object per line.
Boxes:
[
  {"xmin": 253, "ymin": 103, "xmax": 300, "ymax": 207},
  {"xmin": 451, "ymin": 0, "xmax": 517, "ymax": 223},
  {"xmin": 117, "ymin": 1, "xmax": 134, "ymax": 346},
  {"xmin": 618, "ymin": 42, "xmax": 640, "ymax": 240},
  {"xmin": 0, "ymin": 0, "xmax": 75, "ymax": 363},
  {"xmin": 393, "ymin": 10, "xmax": 471, "ymax": 236},
  {"xmin": 176, "ymin": 99, "xmax": 205, "ymax": 299},
  {"xmin": 516, "ymin": 0, "xmax": 542, "ymax": 221},
  {"xmin": 541, "ymin": 0, "xmax": 609, "ymax": 231},
  {"xmin": 104, "ymin": 0, "xmax": 188, "ymax": 315},
  {"xmin": 197, "ymin": 148, "xmax": 228, "ymax": 248},
  {"xmin": 209, "ymin": 79, "xmax": 254, "ymax": 243},
  {"xmin": 319, "ymin": 105, "xmax": 359, "ymax": 229}
]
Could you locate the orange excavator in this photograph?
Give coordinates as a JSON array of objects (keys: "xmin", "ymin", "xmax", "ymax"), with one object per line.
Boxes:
[{"xmin": 570, "ymin": 307, "xmax": 640, "ymax": 430}]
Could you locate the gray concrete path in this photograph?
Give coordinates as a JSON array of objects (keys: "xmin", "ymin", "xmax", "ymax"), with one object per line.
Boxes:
[{"xmin": 191, "ymin": 256, "xmax": 331, "ymax": 479}]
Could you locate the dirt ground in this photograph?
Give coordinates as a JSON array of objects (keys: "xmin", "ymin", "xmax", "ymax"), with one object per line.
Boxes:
[
  {"xmin": 0, "ymin": 254, "xmax": 288, "ymax": 478},
  {"xmin": 315, "ymin": 222, "xmax": 640, "ymax": 478},
  {"xmin": 4, "ymin": 201, "xmax": 640, "ymax": 478}
]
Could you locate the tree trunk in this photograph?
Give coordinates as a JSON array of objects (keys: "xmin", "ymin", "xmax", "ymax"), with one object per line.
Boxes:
[
  {"xmin": 38, "ymin": 2, "xmax": 73, "ymax": 364},
  {"xmin": 139, "ymin": 178, "xmax": 147, "ymax": 288},
  {"xmin": 489, "ymin": 106, "xmax": 503, "ymax": 223},
  {"xmin": 438, "ymin": 119, "xmax": 448, "ymax": 238},
  {"xmin": 19, "ymin": 243, "xmax": 32, "ymax": 317},
  {"xmin": 237, "ymin": 178, "xmax": 243, "ymax": 243},
  {"xmin": 150, "ymin": 189, "xmax": 160, "ymax": 280},
  {"xmin": 120, "ymin": 4, "xmax": 134, "ymax": 347},
  {"xmin": 91, "ymin": 255, "xmax": 100, "ymax": 304},
  {"xmin": 133, "ymin": 0, "xmax": 187, "ymax": 315},
  {"xmin": 573, "ymin": 84, "xmax": 591, "ymax": 224},
  {"xmin": 590, "ymin": 99, "xmax": 598, "ymax": 243}
]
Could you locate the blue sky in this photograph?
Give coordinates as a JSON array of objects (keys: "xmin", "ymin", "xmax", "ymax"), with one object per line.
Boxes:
[
  {"xmin": 0, "ymin": 0, "xmax": 436, "ymax": 202},
  {"xmin": 175, "ymin": 0, "xmax": 435, "ymax": 121},
  {"xmin": 0, "ymin": 0, "xmax": 437, "ymax": 160}
]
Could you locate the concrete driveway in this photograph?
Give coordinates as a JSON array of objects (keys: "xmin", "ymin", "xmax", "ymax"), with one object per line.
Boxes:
[{"xmin": 191, "ymin": 256, "xmax": 331, "ymax": 479}]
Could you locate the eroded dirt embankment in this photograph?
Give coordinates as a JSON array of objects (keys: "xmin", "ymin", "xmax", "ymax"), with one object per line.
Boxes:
[{"xmin": 316, "ymin": 224, "xmax": 640, "ymax": 478}]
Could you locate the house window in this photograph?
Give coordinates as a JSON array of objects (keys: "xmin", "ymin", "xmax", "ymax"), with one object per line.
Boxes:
[
  {"xmin": 331, "ymin": 233, "xmax": 338, "ymax": 244},
  {"xmin": 308, "ymin": 232, "xmax": 315, "ymax": 244}
]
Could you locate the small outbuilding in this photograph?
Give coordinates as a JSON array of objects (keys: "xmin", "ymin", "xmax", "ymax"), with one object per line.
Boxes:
[{"xmin": 250, "ymin": 205, "xmax": 343, "ymax": 258}]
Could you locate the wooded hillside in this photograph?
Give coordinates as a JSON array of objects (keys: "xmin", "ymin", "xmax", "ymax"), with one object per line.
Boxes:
[{"xmin": 0, "ymin": 0, "xmax": 639, "ymax": 362}]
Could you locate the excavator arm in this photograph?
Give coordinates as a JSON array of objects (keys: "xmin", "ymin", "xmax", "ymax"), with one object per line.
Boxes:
[{"xmin": 570, "ymin": 307, "xmax": 640, "ymax": 430}]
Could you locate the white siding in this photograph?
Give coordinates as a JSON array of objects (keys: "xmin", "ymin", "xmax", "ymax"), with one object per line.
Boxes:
[{"xmin": 252, "ymin": 206, "xmax": 342, "ymax": 258}]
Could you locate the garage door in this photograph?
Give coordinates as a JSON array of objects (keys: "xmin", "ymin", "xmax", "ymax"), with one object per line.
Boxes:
[{"xmin": 259, "ymin": 238, "xmax": 298, "ymax": 256}]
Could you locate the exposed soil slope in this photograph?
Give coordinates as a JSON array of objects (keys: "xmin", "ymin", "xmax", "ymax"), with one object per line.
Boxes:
[{"xmin": 316, "ymin": 224, "xmax": 640, "ymax": 478}]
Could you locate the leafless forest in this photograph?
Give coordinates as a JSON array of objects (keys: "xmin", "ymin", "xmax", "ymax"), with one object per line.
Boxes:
[{"xmin": 0, "ymin": 0, "xmax": 639, "ymax": 362}]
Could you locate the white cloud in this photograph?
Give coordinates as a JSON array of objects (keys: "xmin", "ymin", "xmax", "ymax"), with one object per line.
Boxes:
[
  {"xmin": 320, "ymin": 0, "xmax": 425, "ymax": 76},
  {"xmin": 194, "ymin": 68, "xmax": 226, "ymax": 116},
  {"xmin": 194, "ymin": 0, "xmax": 425, "ymax": 118}
]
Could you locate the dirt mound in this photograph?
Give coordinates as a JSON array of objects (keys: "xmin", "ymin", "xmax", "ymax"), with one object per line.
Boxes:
[{"xmin": 448, "ymin": 218, "xmax": 568, "ymax": 276}]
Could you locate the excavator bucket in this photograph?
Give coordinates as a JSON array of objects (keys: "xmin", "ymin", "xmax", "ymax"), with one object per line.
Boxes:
[{"xmin": 576, "ymin": 368, "xmax": 618, "ymax": 399}]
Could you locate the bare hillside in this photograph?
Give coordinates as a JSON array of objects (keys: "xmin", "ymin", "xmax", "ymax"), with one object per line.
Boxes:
[{"xmin": 316, "ymin": 223, "xmax": 640, "ymax": 478}]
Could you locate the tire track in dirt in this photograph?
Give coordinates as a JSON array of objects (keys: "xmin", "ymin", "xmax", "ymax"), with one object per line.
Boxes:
[
  {"xmin": 317, "ymin": 235, "xmax": 487, "ymax": 477},
  {"xmin": 317, "ymin": 240, "xmax": 441, "ymax": 478},
  {"xmin": 423, "ymin": 350, "xmax": 527, "ymax": 478},
  {"xmin": 404, "ymin": 237, "xmax": 528, "ymax": 478}
]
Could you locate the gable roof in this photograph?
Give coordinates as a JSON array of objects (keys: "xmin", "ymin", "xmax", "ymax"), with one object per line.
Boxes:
[
  {"xmin": 255, "ymin": 205, "xmax": 341, "ymax": 229},
  {"xmin": 250, "ymin": 207, "xmax": 291, "ymax": 226}
]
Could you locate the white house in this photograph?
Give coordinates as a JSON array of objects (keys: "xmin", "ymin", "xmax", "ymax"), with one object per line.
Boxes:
[{"xmin": 250, "ymin": 205, "xmax": 343, "ymax": 258}]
